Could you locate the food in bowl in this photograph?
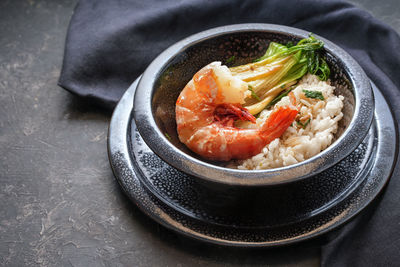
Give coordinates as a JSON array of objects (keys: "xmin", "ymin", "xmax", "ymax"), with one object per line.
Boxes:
[
  {"xmin": 236, "ymin": 74, "xmax": 344, "ymax": 169},
  {"xmin": 175, "ymin": 35, "xmax": 344, "ymax": 168}
]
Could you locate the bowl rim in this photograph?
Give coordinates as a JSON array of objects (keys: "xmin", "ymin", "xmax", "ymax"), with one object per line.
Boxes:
[{"xmin": 133, "ymin": 23, "xmax": 374, "ymax": 186}]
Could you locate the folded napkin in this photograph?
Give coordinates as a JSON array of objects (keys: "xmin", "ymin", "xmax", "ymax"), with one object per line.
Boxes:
[{"xmin": 59, "ymin": 0, "xmax": 400, "ymax": 265}]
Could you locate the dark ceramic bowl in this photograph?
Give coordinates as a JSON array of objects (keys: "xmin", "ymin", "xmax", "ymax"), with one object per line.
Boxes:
[{"xmin": 134, "ymin": 24, "xmax": 374, "ymax": 187}]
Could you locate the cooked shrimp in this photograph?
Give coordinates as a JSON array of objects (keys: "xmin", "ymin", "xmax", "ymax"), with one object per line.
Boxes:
[{"xmin": 175, "ymin": 62, "xmax": 298, "ymax": 161}]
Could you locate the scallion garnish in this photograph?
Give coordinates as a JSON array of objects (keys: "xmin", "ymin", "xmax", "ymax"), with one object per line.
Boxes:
[{"xmin": 303, "ymin": 89, "xmax": 324, "ymax": 100}]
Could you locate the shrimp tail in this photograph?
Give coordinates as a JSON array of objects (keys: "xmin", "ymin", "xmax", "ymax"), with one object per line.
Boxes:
[{"xmin": 260, "ymin": 105, "xmax": 298, "ymax": 142}]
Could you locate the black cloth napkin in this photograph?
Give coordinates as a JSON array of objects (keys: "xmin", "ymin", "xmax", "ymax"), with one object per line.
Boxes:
[{"xmin": 59, "ymin": 0, "xmax": 400, "ymax": 265}]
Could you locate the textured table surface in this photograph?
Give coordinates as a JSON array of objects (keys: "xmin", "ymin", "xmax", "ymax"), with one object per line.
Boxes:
[{"xmin": 0, "ymin": 0, "xmax": 398, "ymax": 266}]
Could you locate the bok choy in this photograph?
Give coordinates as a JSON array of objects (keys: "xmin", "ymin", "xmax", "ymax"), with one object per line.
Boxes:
[{"xmin": 229, "ymin": 35, "xmax": 330, "ymax": 115}]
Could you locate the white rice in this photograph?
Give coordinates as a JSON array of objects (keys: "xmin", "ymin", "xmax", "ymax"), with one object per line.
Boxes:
[{"xmin": 237, "ymin": 74, "xmax": 344, "ymax": 170}]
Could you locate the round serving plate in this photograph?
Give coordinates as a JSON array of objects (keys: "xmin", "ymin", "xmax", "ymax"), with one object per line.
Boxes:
[{"xmin": 108, "ymin": 78, "xmax": 397, "ymax": 247}]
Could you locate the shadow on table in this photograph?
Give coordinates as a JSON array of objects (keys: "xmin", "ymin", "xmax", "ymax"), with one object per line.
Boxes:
[{"xmin": 62, "ymin": 94, "xmax": 113, "ymax": 121}]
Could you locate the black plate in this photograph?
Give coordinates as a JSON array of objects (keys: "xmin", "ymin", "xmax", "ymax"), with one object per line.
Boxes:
[{"xmin": 108, "ymin": 78, "xmax": 397, "ymax": 247}]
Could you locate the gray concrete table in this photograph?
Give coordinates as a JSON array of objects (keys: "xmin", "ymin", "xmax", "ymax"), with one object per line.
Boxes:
[{"xmin": 1, "ymin": 0, "xmax": 398, "ymax": 266}]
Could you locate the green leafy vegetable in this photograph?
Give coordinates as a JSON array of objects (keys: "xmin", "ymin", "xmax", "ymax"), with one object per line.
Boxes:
[
  {"xmin": 248, "ymin": 85, "xmax": 261, "ymax": 101},
  {"xmin": 266, "ymin": 88, "xmax": 293, "ymax": 109},
  {"xmin": 317, "ymin": 58, "xmax": 330, "ymax": 81},
  {"xmin": 303, "ymin": 89, "xmax": 325, "ymax": 100},
  {"xmin": 297, "ymin": 118, "xmax": 311, "ymax": 129},
  {"xmin": 230, "ymin": 34, "xmax": 330, "ymax": 115},
  {"xmin": 226, "ymin": 55, "xmax": 235, "ymax": 64},
  {"xmin": 165, "ymin": 133, "xmax": 171, "ymax": 140}
]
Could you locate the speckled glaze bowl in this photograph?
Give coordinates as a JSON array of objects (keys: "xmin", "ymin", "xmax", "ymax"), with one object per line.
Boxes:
[{"xmin": 134, "ymin": 24, "xmax": 374, "ymax": 188}]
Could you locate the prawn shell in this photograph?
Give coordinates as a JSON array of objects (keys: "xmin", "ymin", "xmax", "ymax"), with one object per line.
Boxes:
[{"xmin": 175, "ymin": 63, "xmax": 298, "ymax": 161}]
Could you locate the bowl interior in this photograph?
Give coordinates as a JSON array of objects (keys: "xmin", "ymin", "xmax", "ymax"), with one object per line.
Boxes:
[{"xmin": 151, "ymin": 31, "xmax": 354, "ymax": 166}]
